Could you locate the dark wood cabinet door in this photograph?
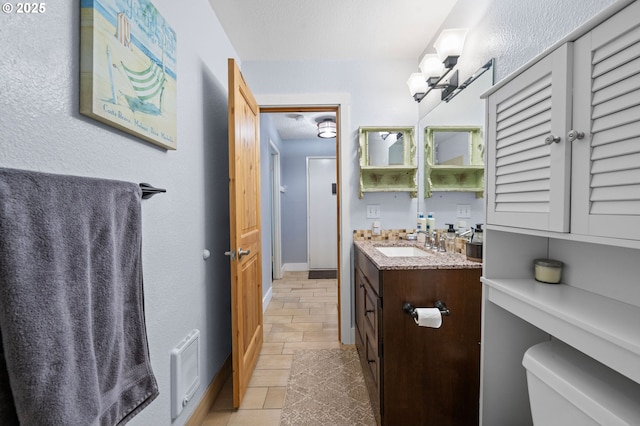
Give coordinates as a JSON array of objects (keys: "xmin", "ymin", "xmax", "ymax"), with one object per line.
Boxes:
[{"xmin": 381, "ymin": 268, "xmax": 481, "ymax": 426}]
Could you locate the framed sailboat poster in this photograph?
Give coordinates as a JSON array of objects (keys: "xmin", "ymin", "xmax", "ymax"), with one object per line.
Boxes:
[{"xmin": 80, "ymin": 0, "xmax": 177, "ymax": 150}]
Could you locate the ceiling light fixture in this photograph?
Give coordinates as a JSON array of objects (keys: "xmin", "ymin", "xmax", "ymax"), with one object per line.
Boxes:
[
  {"xmin": 317, "ymin": 119, "xmax": 337, "ymax": 139},
  {"xmin": 407, "ymin": 28, "xmax": 468, "ymax": 103}
]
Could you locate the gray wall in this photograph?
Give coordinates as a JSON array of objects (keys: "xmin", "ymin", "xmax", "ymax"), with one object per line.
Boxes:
[
  {"xmin": 280, "ymin": 139, "xmax": 336, "ymax": 265},
  {"xmin": 259, "ymin": 114, "xmax": 283, "ymax": 296},
  {"xmin": 0, "ymin": 1, "xmax": 238, "ymax": 424}
]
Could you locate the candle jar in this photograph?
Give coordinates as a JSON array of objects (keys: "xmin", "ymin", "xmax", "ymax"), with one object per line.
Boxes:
[{"xmin": 534, "ymin": 259, "xmax": 563, "ymax": 284}]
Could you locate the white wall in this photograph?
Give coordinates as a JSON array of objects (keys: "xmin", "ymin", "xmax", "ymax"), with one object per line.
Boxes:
[
  {"xmin": 0, "ymin": 1, "xmax": 238, "ymax": 424},
  {"xmin": 243, "ymin": 60, "xmax": 420, "ymax": 233}
]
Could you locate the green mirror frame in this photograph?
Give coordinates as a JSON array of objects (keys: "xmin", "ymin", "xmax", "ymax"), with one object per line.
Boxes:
[
  {"xmin": 424, "ymin": 126, "xmax": 484, "ymax": 198},
  {"xmin": 358, "ymin": 126, "xmax": 417, "ymax": 198}
]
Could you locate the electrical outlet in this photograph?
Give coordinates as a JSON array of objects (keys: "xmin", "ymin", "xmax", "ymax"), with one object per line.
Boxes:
[
  {"xmin": 456, "ymin": 204, "xmax": 471, "ymax": 218},
  {"xmin": 366, "ymin": 205, "xmax": 381, "ymax": 219}
]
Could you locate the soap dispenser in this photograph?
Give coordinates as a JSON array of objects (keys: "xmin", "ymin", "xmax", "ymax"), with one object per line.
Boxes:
[
  {"xmin": 445, "ymin": 223, "xmax": 457, "ymax": 253},
  {"xmin": 473, "ymin": 224, "xmax": 483, "ymax": 244},
  {"xmin": 466, "ymin": 224, "xmax": 483, "ymax": 263}
]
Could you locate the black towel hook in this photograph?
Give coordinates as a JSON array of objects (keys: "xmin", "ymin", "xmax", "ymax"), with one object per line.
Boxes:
[{"xmin": 139, "ymin": 183, "xmax": 166, "ymax": 199}]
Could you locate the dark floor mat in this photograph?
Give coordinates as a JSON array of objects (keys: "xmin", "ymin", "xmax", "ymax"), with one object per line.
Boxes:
[{"xmin": 308, "ymin": 270, "xmax": 337, "ymax": 279}]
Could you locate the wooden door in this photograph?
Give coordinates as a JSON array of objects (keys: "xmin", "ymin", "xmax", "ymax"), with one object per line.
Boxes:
[
  {"xmin": 571, "ymin": 0, "xmax": 640, "ymax": 240},
  {"xmin": 227, "ymin": 58, "xmax": 263, "ymax": 408}
]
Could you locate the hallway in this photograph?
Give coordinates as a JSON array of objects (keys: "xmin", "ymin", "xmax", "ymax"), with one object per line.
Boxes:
[{"xmin": 202, "ymin": 271, "xmax": 341, "ymax": 425}]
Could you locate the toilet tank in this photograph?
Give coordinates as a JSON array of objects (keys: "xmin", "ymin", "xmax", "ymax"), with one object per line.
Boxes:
[{"xmin": 523, "ymin": 340, "xmax": 640, "ymax": 426}]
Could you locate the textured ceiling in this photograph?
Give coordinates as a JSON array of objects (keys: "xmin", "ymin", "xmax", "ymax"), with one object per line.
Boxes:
[
  {"xmin": 208, "ymin": 0, "xmax": 458, "ymax": 61},
  {"xmin": 209, "ymin": 1, "xmax": 459, "ymax": 139},
  {"xmin": 266, "ymin": 111, "xmax": 336, "ymax": 141}
]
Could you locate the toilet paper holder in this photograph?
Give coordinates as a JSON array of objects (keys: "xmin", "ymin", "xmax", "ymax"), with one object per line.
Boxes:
[{"xmin": 402, "ymin": 301, "xmax": 450, "ymax": 318}]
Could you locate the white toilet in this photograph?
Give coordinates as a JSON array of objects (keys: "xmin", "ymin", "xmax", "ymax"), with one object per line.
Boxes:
[{"xmin": 522, "ymin": 339, "xmax": 640, "ymax": 425}]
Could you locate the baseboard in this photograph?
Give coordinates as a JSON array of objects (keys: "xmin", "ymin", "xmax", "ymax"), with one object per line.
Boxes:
[
  {"xmin": 282, "ymin": 262, "xmax": 308, "ymax": 272},
  {"xmin": 263, "ymin": 285, "xmax": 273, "ymax": 313},
  {"xmin": 185, "ymin": 354, "xmax": 232, "ymax": 426}
]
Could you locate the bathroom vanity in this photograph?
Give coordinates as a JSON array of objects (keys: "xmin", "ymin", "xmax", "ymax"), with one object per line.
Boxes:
[{"xmin": 353, "ymin": 240, "xmax": 482, "ymax": 426}]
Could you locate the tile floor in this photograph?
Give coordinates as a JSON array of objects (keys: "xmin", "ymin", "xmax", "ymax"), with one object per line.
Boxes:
[{"xmin": 202, "ymin": 271, "xmax": 341, "ymax": 426}]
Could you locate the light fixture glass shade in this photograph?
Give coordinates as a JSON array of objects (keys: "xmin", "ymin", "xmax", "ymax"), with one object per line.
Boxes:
[
  {"xmin": 434, "ymin": 28, "xmax": 468, "ymax": 61},
  {"xmin": 407, "ymin": 72, "xmax": 428, "ymax": 97},
  {"xmin": 419, "ymin": 54, "xmax": 444, "ymax": 80},
  {"xmin": 317, "ymin": 119, "xmax": 336, "ymax": 138}
]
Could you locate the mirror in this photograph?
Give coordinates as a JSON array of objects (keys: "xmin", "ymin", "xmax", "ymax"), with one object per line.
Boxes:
[
  {"xmin": 427, "ymin": 127, "xmax": 483, "ymax": 166},
  {"xmin": 425, "ymin": 126, "xmax": 483, "ymax": 197},
  {"xmin": 358, "ymin": 126, "xmax": 417, "ymax": 198},
  {"xmin": 433, "ymin": 131, "xmax": 472, "ymax": 165},
  {"xmin": 360, "ymin": 127, "xmax": 414, "ymax": 167},
  {"xmin": 420, "ymin": 60, "xmax": 494, "ymax": 198}
]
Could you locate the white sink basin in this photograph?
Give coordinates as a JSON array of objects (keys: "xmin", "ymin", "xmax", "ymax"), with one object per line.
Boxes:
[{"xmin": 375, "ymin": 246, "xmax": 430, "ymax": 257}]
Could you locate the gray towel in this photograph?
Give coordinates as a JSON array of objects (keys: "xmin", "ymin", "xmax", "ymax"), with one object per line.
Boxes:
[{"xmin": 0, "ymin": 168, "xmax": 158, "ymax": 425}]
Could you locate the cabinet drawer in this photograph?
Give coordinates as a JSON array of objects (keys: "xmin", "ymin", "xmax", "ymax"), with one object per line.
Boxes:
[
  {"xmin": 355, "ymin": 247, "xmax": 380, "ymax": 294},
  {"xmin": 365, "ymin": 331, "xmax": 380, "ymax": 388},
  {"xmin": 364, "ymin": 284, "xmax": 379, "ymax": 348}
]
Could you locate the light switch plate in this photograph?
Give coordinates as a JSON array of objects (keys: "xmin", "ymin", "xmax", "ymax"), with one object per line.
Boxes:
[
  {"xmin": 456, "ymin": 204, "xmax": 471, "ymax": 218},
  {"xmin": 366, "ymin": 205, "xmax": 381, "ymax": 219}
]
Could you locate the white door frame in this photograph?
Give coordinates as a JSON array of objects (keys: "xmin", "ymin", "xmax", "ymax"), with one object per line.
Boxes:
[
  {"xmin": 269, "ymin": 139, "xmax": 283, "ymax": 280},
  {"xmin": 306, "ymin": 156, "xmax": 337, "ymax": 270},
  {"xmin": 257, "ymin": 93, "xmax": 353, "ymax": 345}
]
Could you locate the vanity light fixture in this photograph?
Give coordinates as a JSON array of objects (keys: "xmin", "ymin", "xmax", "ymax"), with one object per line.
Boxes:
[
  {"xmin": 317, "ymin": 119, "xmax": 337, "ymax": 139},
  {"xmin": 408, "ymin": 28, "xmax": 468, "ymax": 103}
]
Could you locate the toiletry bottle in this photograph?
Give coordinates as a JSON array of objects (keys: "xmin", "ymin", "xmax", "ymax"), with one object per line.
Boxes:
[
  {"xmin": 417, "ymin": 213, "xmax": 426, "ymax": 243},
  {"xmin": 445, "ymin": 223, "xmax": 457, "ymax": 253},
  {"xmin": 426, "ymin": 212, "xmax": 435, "ymax": 233}
]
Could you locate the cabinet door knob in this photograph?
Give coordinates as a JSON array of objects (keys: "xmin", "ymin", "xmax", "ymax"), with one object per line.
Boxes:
[
  {"xmin": 567, "ymin": 130, "xmax": 585, "ymax": 142},
  {"xmin": 545, "ymin": 134, "xmax": 561, "ymax": 145}
]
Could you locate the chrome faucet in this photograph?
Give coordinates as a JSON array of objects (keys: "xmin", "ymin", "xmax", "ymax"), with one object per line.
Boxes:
[{"xmin": 416, "ymin": 230, "xmax": 429, "ymax": 247}]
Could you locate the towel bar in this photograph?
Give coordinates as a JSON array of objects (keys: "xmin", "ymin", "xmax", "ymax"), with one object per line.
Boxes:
[
  {"xmin": 402, "ymin": 301, "xmax": 451, "ymax": 317},
  {"xmin": 139, "ymin": 183, "xmax": 166, "ymax": 199}
]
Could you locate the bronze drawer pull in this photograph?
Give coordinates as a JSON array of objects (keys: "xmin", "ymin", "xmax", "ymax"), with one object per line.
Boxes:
[{"xmin": 365, "ymin": 309, "xmax": 375, "ymax": 314}]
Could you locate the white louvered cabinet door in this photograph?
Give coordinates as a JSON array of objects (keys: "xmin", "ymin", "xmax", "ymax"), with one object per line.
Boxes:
[
  {"xmin": 486, "ymin": 44, "xmax": 573, "ymax": 232},
  {"xmin": 572, "ymin": 0, "xmax": 640, "ymax": 241}
]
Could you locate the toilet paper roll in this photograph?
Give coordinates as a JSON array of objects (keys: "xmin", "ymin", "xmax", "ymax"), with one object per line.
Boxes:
[{"xmin": 414, "ymin": 308, "xmax": 442, "ymax": 328}]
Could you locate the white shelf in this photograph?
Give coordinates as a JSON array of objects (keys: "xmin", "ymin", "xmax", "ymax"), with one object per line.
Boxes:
[
  {"xmin": 482, "ymin": 277, "xmax": 640, "ymax": 384},
  {"xmin": 486, "ymin": 224, "xmax": 640, "ymax": 250}
]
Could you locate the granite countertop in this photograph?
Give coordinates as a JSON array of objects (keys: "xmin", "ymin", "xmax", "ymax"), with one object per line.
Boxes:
[{"xmin": 354, "ymin": 239, "xmax": 482, "ymax": 270}]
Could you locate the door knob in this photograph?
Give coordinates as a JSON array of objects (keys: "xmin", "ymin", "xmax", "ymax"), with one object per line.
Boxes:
[
  {"xmin": 238, "ymin": 248, "xmax": 251, "ymax": 259},
  {"xmin": 567, "ymin": 130, "xmax": 585, "ymax": 142},
  {"xmin": 544, "ymin": 134, "xmax": 561, "ymax": 145},
  {"xmin": 224, "ymin": 250, "xmax": 236, "ymax": 260}
]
